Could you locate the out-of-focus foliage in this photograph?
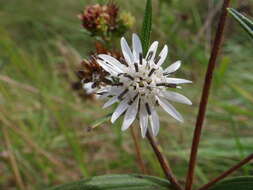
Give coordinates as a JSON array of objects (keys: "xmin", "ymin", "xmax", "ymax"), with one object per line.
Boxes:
[
  {"xmin": 0, "ymin": 0, "xmax": 253, "ymax": 189},
  {"xmin": 228, "ymin": 8, "xmax": 253, "ymax": 39}
]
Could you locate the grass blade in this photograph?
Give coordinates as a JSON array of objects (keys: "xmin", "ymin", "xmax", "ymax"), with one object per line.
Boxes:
[
  {"xmin": 228, "ymin": 8, "xmax": 253, "ymax": 39},
  {"xmin": 141, "ymin": 0, "xmax": 152, "ymax": 55}
]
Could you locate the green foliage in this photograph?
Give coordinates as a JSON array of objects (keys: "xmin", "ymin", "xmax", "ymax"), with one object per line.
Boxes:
[
  {"xmin": 89, "ymin": 113, "xmax": 113, "ymax": 130},
  {"xmin": 209, "ymin": 176, "xmax": 253, "ymax": 190},
  {"xmin": 228, "ymin": 8, "xmax": 253, "ymax": 39},
  {"xmin": 141, "ymin": 0, "xmax": 152, "ymax": 55},
  {"xmin": 49, "ymin": 174, "xmax": 171, "ymax": 190}
]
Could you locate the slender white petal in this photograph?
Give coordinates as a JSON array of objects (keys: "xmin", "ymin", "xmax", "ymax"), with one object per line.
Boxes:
[
  {"xmin": 103, "ymin": 96, "xmax": 118, "ymax": 108},
  {"xmin": 121, "ymin": 37, "xmax": 134, "ymax": 65},
  {"xmin": 97, "ymin": 86, "xmax": 124, "ymax": 99},
  {"xmin": 156, "ymin": 45, "xmax": 168, "ymax": 66},
  {"xmin": 165, "ymin": 78, "xmax": 192, "ymax": 84},
  {"xmin": 163, "ymin": 61, "xmax": 181, "ymax": 74},
  {"xmin": 96, "ymin": 87, "xmax": 109, "ymax": 94},
  {"xmin": 83, "ymin": 82, "xmax": 96, "ymax": 94},
  {"xmin": 156, "ymin": 96, "xmax": 184, "ymax": 122},
  {"xmin": 121, "ymin": 96, "xmax": 139, "ymax": 131},
  {"xmin": 97, "ymin": 93, "xmax": 109, "ymax": 100},
  {"xmin": 162, "ymin": 91, "xmax": 192, "ymax": 105},
  {"xmin": 97, "ymin": 60, "xmax": 120, "ymax": 76},
  {"xmin": 102, "ymin": 60, "xmax": 123, "ymax": 73},
  {"xmin": 111, "ymin": 98, "xmax": 129, "ymax": 123},
  {"xmin": 149, "ymin": 109, "xmax": 160, "ymax": 136},
  {"xmin": 132, "ymin": 33, "xmax": 143, "ymax": 62},
  {"xmin": 98, "ymin": 54, "xmax": 127, "ymax": 72},
  {"xmin": 139, "ymin": 101, "xmax": 148, "ymax": 138},
  {"xmin": 110, "ymin": 87, "xmax": 125, "ymax": 95},
  {"xmin": 146, "ymin": 41, "xmax": 159, "ymax": 61},
  {"xmin": 97, "ymin": 86, "xmax": 120, "ymax": 94}
]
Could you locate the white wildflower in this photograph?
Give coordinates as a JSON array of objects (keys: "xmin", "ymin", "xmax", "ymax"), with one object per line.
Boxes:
[{"xmin": 96, "ymin": 34, "xmax": 192, "ymax": 137}]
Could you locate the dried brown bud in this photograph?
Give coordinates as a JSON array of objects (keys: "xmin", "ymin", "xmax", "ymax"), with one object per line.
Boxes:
[{"xmin": 77, "ymin": 42, "xmax": 123, "ymax": 94}]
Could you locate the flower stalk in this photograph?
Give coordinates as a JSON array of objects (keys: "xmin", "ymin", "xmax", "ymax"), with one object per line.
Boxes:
[
  {"xmin": 146, "ymin": 130, "xmax": 183, "ymax": 190},
  {"xmin": 198, "ymin": 153, "xmax": 253, "ymax": 190},
  {"xmin": 185, "ymin": 0, "xmax": 231, "ymax": 190},
  {"xmin": 130, "ymin": 127, "xmax": 147, "ymax": 174}
]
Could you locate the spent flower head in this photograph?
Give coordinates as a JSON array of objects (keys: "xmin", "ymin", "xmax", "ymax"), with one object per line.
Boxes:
[
  {"xmin": 89, "ymin": 34, "xmax": 192, "ymax": 137},
  {"xmin": 79, "ymin": 2, "xmax": 135, "ymax": 40},
  {"xmin": 78, "ymin": 42, "xmax": 123, "ymax": 95}
]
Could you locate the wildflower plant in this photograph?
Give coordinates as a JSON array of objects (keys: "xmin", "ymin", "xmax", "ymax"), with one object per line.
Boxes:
[{"xmin": 50, "ymin": 1, "xmax": 253, "ymax": 190}]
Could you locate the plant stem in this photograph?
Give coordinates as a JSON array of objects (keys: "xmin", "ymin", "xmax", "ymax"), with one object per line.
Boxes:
[
  {"xmin": 146, "ymin": 131, "xmax": 183, "ymax": 190},
  {"xmin": 130, "ymin": 127, "xmax": 147, "ymax": 174},
  {"xmin": 1, "ymin": 125, "xmax": 25, "ymax": 190},
  {"xmin": 185, "ymin": 1, "xmax": 231, "ymax": 190},
  {"xmin": 197, "ymin": 153, "xmax": 253, "ymax": 190}
]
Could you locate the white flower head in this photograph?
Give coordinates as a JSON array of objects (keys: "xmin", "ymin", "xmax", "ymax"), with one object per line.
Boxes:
[{"xmin": 96, "ymin": 34, "xmax": 192, "ymax": 137}]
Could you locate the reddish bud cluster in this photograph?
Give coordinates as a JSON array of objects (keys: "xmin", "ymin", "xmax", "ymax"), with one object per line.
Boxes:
[{"xmin": 80, "ymin": 3, "xmax": 119, "ymax": 35}]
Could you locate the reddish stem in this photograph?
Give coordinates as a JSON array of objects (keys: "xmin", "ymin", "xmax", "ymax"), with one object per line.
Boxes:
[
  {"xmin": 146, "ymin": 131, "xmax": 183, "ymax": 190},
  {"xmin": 185, "ymin": 0, "xmax": 231, "ymax": 190},
  {"xmin": 130, "ymin": 127, "xmax": 147, "ymax": 174},
  {"xmin": 198, "ymin": 153, "xmax": 253, "ymax": 190}
]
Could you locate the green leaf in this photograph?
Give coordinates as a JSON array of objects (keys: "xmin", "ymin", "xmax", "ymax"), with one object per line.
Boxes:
[
  {"xmin": 48, "ymin": 174, "xmax": 171, "ymax": 190},
  {"xmin": 141, "ymin": 0, "xmax": 152, "ymax": 55},
  {"xmin": 89, "ymin": 113, "xmax": 113, "ymax": 130},
  {"xmin": 209, "ymin": 176, "xmax": 253, "ymax": 190},
  {"xmin": 230, "ymin": 84, "xmax": 253, "ymax": 103},
  {"xmin": 228, "ymin": 8, "xmax": 253, "ymax": 39}
]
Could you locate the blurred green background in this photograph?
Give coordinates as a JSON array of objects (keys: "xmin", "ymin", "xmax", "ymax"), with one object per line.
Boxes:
[{"xmin": 0, "ymin": 0, "xmax": 253, "ymax": 189}]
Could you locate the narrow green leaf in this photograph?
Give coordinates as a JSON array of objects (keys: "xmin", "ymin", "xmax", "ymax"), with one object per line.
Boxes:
[
  {"xmin": 209, "ymin": 176, "xmax": 253, "ymax": 190},
  {"xmin": 89, "ymin": 113, "xmax": 113, "ymax": 130},
  {"xmin": 230, "ymin": 84, "xmax": 253, "ymax": 103},
  {"xmin": 141, "ymin": 0, "xmax": 152, "ymax": 55},
  {"xmin": 48, "ymin": 174, "xmax": 172, "ymax": 190},
  {"xmin": 228, "ymin": 8, "xmax": 253, "ymax": 39}
]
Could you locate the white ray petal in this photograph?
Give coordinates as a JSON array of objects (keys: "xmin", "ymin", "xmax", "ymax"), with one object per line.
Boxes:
[
  {"xmin": 139, "ymin": 100, "xmax": 148, "ymax": 138},
  {"xmin": 111, "ymin": 98, "xmax": 130, "ymax": 123},
  {"xmin": 145, "ymin": 41, "xmax": 159, "ymax": 61},
  {"xmin": 163, "ymin": 61, "xmax": 181, "ymax": 74},
  {"xmin": 121, "ymin": 96, "xmax": 139, "ymax": 131},
  {"xmin": 98, "ymin": 54, "xmax": 127, "ymax": 72},
  {"xmin": 110, "ymin": 87, "xmax": 125, "ymax": 95},
  {"xmin": 149, "ymin": 109, "xmax": 160, "ymax": 136},
  {"xmin": 156, "ymin": 96, "xmax": 184, "ymax": 122},
  {"xmin": 156, "ymin": 45, "xmax": 168, "ymax": 66},
  {"xmin": 97, "ymin": 60, "xmax": 119, "ymax": 76},
  {"xmin": 121, "ymin": 37, "xmax": 134, "ymax": 65},
  {"xmin": 132, "ymin": 33, "xmax": 143, "ymax": 62},
  {"xmin": 97, "ymin": 93, "xmax": 109, "ymax": 100},
  {"xmin": 96, "ymin": 86, "xmax": 123, "ymax": 99},
  {"xmin": 165, "ymin": 78, "xmax": 192, "ymax": 84},
  {"xmin": 83, "ymin": 82, "xmax": 96, "ymax": 94},
  {"xmin": 103, "ymin": 96, "xmax": 118, "ymax": 108},
  {"xmin": 162, "ymin": 91, "xmax": 192, "ymax": 105},
  {"xmin": 99, "ymin": 58, "xmax": 123, "ymax": 73},
  {"xmin": 96, "ymin": 87, "xmax": 109, "ymax": 93}
]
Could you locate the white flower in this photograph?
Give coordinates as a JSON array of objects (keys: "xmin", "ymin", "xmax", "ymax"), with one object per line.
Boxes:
[{"xmin": 96, "ymin": 34, "xmax": 192, "ymax": 137}]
